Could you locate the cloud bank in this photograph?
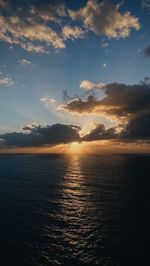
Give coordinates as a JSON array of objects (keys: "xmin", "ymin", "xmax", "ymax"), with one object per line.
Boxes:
[
  {"xmin": 1, "ymin": 112, "xmax": 150, "ymax": 149},
  {"xmin": 0, "ymin": 123, "xmax": 81, "ymax": 148}
]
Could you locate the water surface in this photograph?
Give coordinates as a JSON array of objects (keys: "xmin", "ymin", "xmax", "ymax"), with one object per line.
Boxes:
[{"xmin": 0, "ymin": 153, "xmax": 150, "ymax": 265}]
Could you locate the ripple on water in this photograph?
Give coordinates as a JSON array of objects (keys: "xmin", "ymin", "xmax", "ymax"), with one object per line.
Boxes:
[{"xmin": 0, "ymin": 154, "xmax": 150, "ymax": 265}]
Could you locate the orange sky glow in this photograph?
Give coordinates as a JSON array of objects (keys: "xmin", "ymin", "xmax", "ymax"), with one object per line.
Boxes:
[{"xmin": 1, "ymin": 140, "xmax": 150, "ymax": 155}]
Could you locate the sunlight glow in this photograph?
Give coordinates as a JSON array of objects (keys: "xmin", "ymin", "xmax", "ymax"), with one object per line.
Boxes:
[{"xmin": 67, "ymin": 142, "xmax": 85, "ymax": 154}]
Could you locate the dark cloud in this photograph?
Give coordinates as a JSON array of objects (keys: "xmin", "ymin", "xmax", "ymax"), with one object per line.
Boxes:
[
  {"xmin": 121, "ymin": 112, "xmax": 150, "ymax": 139},
  {"xmin": 144, "ymin": 45, "xmax": 150, "ymax": 57},
  {"xmin": 100, "ymin": 83, "xmax": 150, "ymax": 118},
  {"xmin": 0, "ymin": 123, "xmax": 81, "ymax": 147},
  {"xmin": 1, "ymin": 117, "xmax": 150, "ymax": 149},
  {"xmin": 60, "ymin": 82, "xmax": 150, "ymax": 123},
  {"xmin": 82, "ymin": 124, "xmax": 116, "ymax": 141},
  {"xmin": 60, "ymin": 95, "xmax": 98, "ymax": 114},
  {"xmin": 58, "ymin": 80, "xmax": 150, "ymax": 141}
]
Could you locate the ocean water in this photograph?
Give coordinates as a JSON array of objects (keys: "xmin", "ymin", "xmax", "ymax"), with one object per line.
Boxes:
[{"xmin": 0, "ymin": 153, "xmax": 150, "ymax": 266}]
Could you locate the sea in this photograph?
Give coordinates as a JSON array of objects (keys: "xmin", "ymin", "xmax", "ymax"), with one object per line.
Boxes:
[{"xmin": 0, "ymin": 153, "xmax": 150, "ymax": 266}]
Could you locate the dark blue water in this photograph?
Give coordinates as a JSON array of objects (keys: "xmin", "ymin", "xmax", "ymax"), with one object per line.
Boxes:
[{"xmin": 0, "ymin": 153, "xmax": 150, "ymax": 266}]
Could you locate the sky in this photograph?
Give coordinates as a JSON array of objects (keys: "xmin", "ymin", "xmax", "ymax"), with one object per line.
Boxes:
[{"xmin": 0, "ymin": 0, "xmax": 150, "ymax": 152}]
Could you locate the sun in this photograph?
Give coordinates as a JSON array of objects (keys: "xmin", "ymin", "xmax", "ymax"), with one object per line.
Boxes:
[{"xmin": 67, "ymin": 141, "xmax": 85, "ymax": 154}]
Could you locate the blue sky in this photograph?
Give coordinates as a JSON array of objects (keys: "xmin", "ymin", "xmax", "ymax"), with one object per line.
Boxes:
[{"xmin": 0, "ymin": 0, "xmax": 150, "ymax": 138}]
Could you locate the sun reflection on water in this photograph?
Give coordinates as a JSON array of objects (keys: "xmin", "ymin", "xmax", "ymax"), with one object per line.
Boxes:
[{"xmin": 58, "ymin": 155, "xmax": 98, "ymax": 262}]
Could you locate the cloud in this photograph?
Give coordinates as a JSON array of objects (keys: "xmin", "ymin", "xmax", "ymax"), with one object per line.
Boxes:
[
  {"xmin": 0, "ymin": 72, "xmax": 14, "ymax": 86},
  {"xmin": 0, "ymin": 15, "xmax": 66, "ymax": 51},
  {"xmin": 80, "ymin": 80, "xmax": 96, "ymax": 90},
  {"xmin": 59, "ymin": 81, "xmax": 150, "ymax": 124},
  {"xmin": 18, "ymin": 59, "xmax": 32, "ymax": 65},
  {"xmin": 62, "ymin": 25, "xmax": 85, "ymax": 40},
  {"xmin": 69, "ymin": 0, "xmax": 140, "ymax": 39},
  {"xmin": 0, "ymin": 1, "xmax": 67, "ymax": 53},
  {"xmin": 0, "ymin": 0, "xmax": 140, "ymax": 53},
  {"xmin": 58, "ymin": 95, "xmax": 98, "ymax": 113},
  {"xmin": 40, "ymin": 97, "xmax": 56, "ymax": 105},
  {"xmin": 1, "ymin": 122, "xmax": 117, "ymax": 148},
  {"xmin": 82, "ymin": 123, "xmax": 116, "ymax": 141},
  {"xmin": 20, "ymin": 43, "xmax": 47, "ymax": 54},
  {"xmin": 0, "ymin": 123, "xmax": 81, "ymax": 147},
  {"xmin": 22, "ymin": 122, "xmax": 40, "ymax": 131},
  {"xmin": 80, "ymin": 80, "xmax": 106, "ymax": 90},
  {"xmin": 30, "ymin": 2, "xmax": 67, "ymax": 23},
  {"xmin": 144, "ymin": 45, "xmax": 150, "ymax": 56},
  {"xmin": 1, "ymin": 114, "xmax": 150, "ymax": 148},
  {"xmin": 58, "ymin": 78, "xmax": 150, "ymax": 141},
  {"xmin": 121, "ymin": 112, "xmax": 150, "ymax": 140}
]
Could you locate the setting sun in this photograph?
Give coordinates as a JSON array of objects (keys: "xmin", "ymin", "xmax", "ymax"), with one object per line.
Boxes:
[{"xmin": 67, "ymin": 142, "xmax": 85, "ymax": 154}]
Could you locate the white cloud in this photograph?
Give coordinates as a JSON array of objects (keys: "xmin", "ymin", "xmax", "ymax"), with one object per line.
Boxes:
[
  {"xmin": 40, "ymin": 97, "xmax": 56, "ymax": 105},
  {"xmin": 0, "ymin": 16, "xmax": 66, "ymax": 50},
  {"xmin": 62, "ymin": 25, "xmax": 85, "ymax": 40},
  {"xmin": 0, "ymin": 73, "xmax": 14, "ymax": 86},
  {"xmin": 69, "ymin": 0, "xmax": 140, "ymax": 39},
  {"xmin": 18, "ymin": 59, "xmax": 32, "ymax": 65},
  {"xmin": 0, "ymin": 2, "xmax": 85, "ymax": 53},
  {"xmin": 0, "ymin": 4, "xmax": 66, "ymax": 53},
  {"xmin": 21, "ymin": 43, "xmax": 47, "ymax": 54},
  {"xmin": 80, "ymin": 80, "xmax": 106, "ymax": 90},
  {"xmin": 0, "ymin": 0, "xmax": 141, "ymax": 53}
]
